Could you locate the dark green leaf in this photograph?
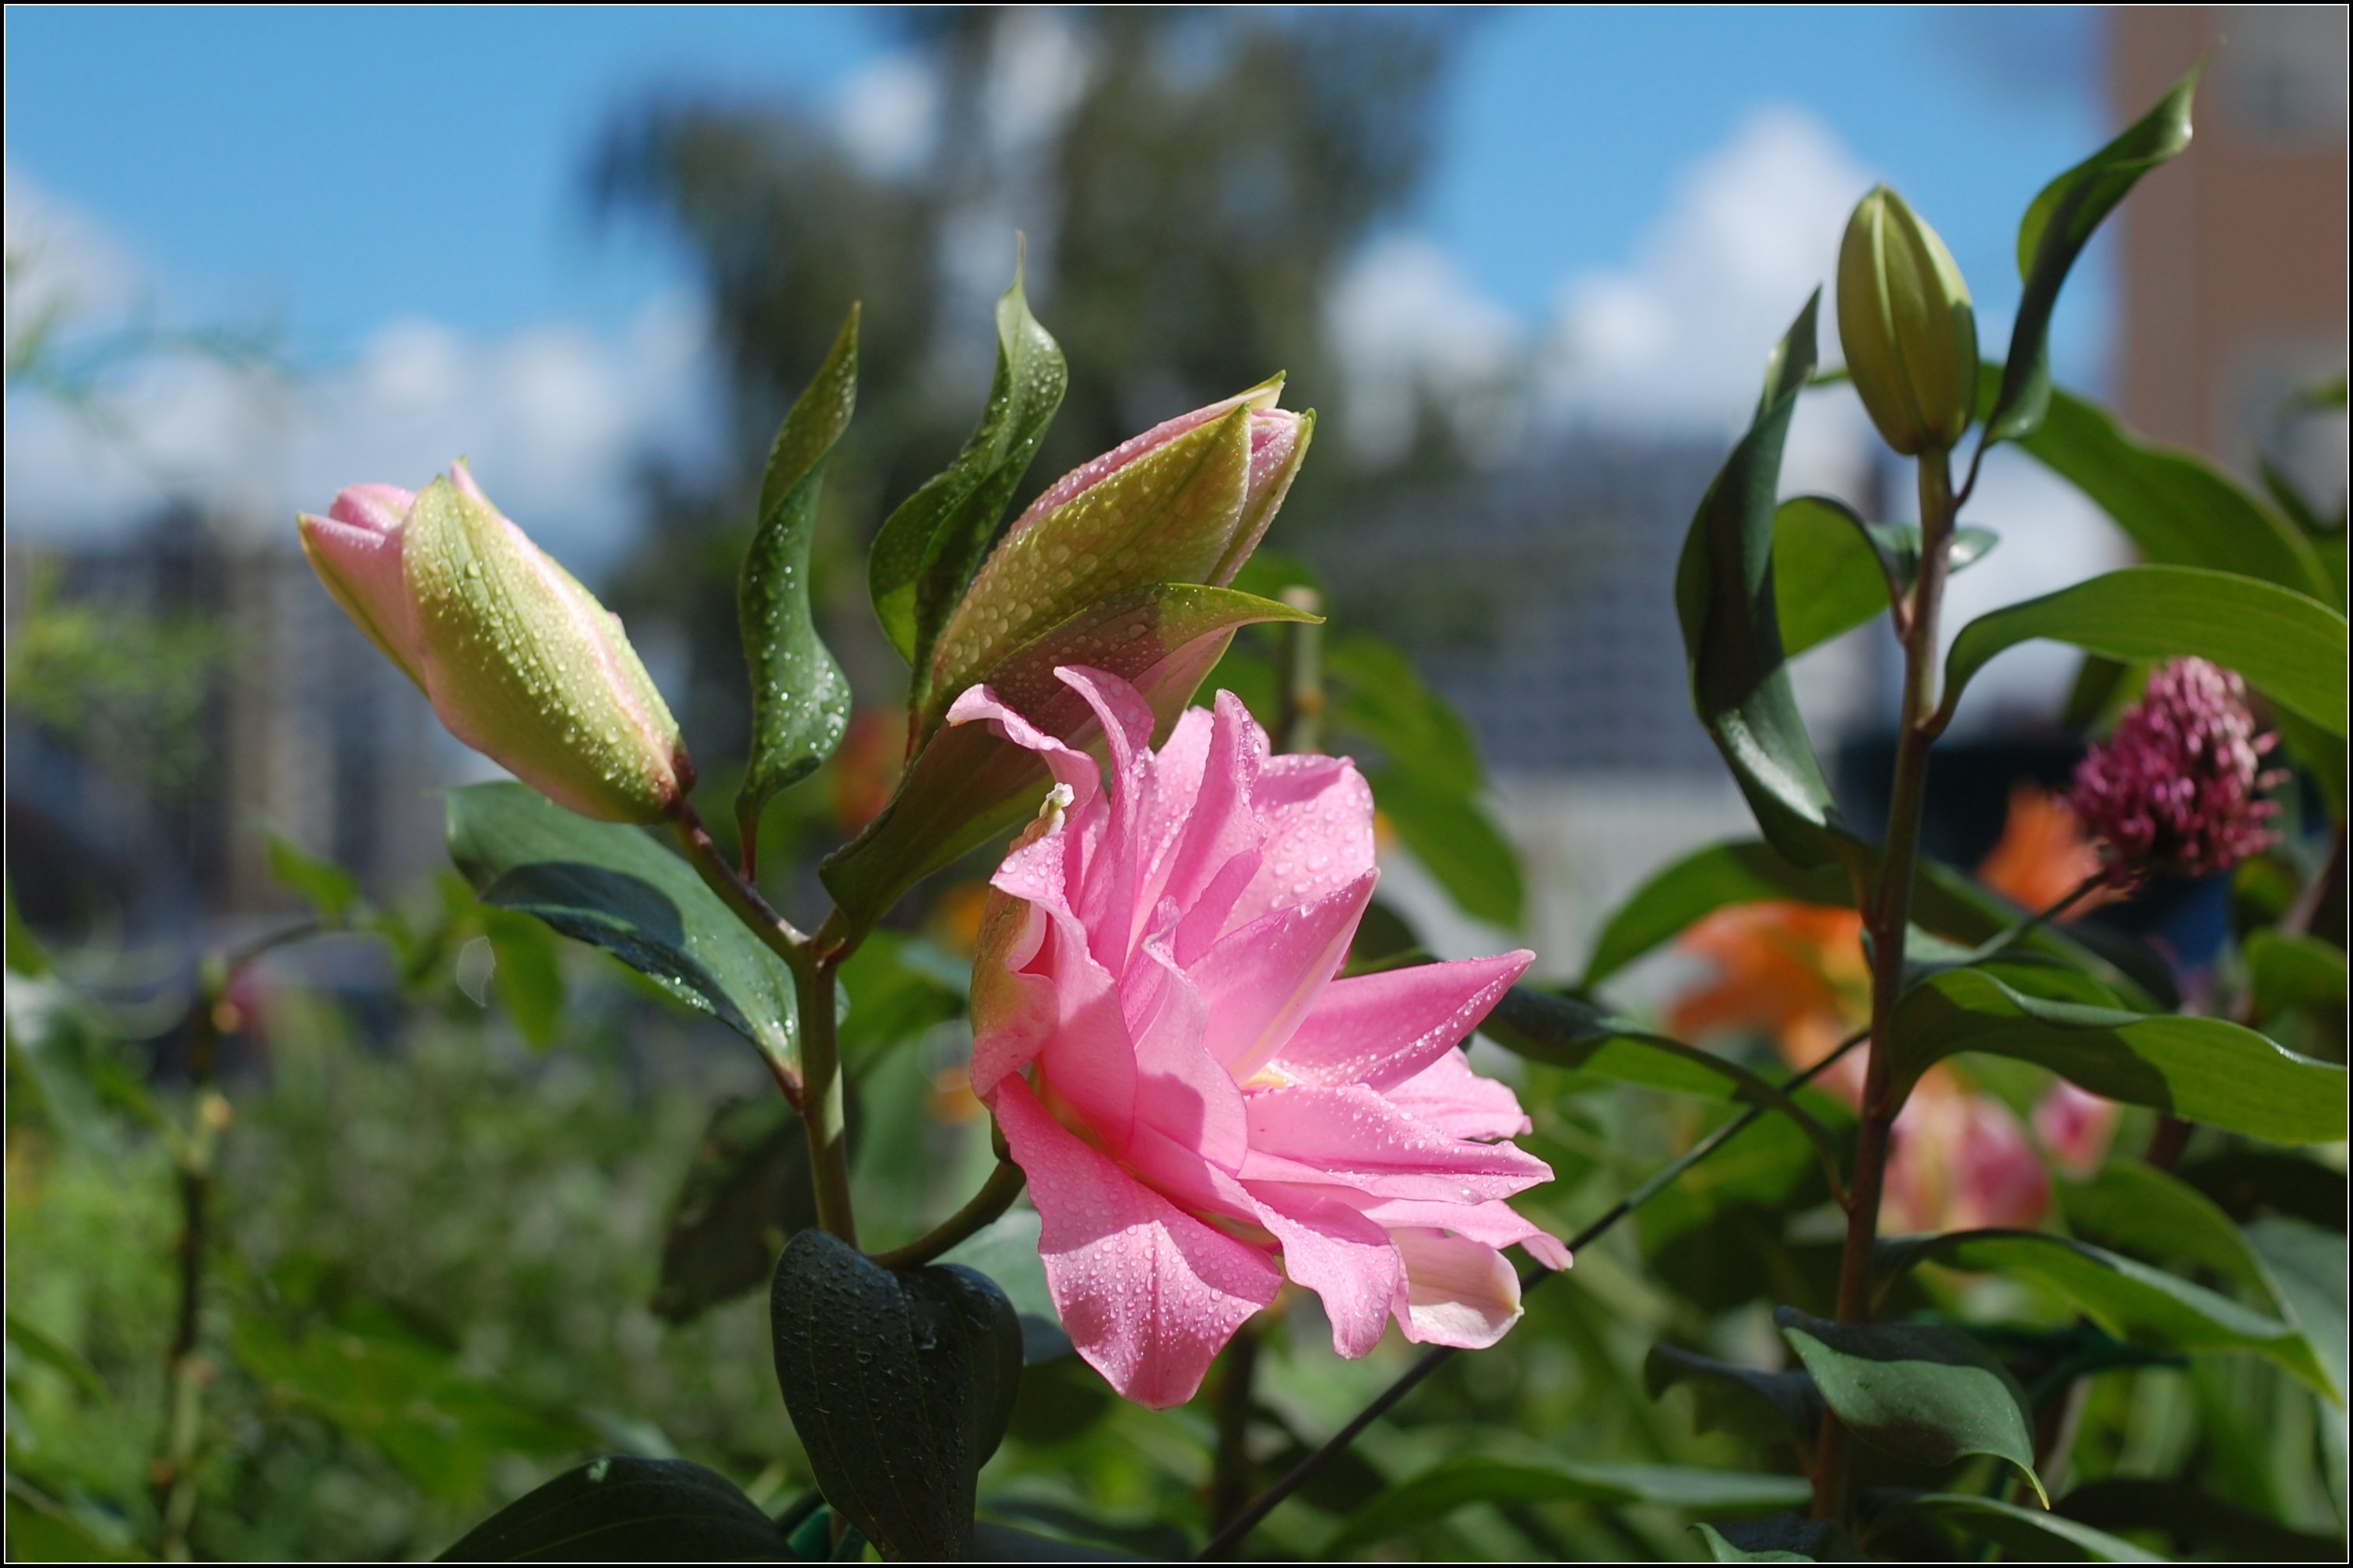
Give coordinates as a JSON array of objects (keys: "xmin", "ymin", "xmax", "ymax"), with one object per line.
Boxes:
[
  {"xmin": 2247, "ymin": 1217, "xmax": 2348, "ymax": 1401},
  {"xmin": 2006, "ymin": 378, "xmax": 2332, "ymax": 599},
  {"xmin": 2246, "ymin": 931, "xmax": 2348, "ymax": 1026},
  {"xmin": 651, "ymin": 1096, "xmax": 817, "ymax": 1324},
  {"xmin": 1644, "ymin": 1343, "xmax": 1825, "ymax": 1454},
  {"xmin": 1773, "ymin": 1307, "xmax": 2043, "ymax": 1500},
  {"xmin": 1865, "ymin": 1494, "xmax": 2162, "ymax": 1562},
  {"xmin": 2057, "ymin": 1476, "xmax": 2345, "ymax": 1561},
  {"xmin": 479, "ymin": 905, "xmax": 565, "ymax": 1049},
  {"xmin": 821, "ymin": 585, "xmax": 1312, "ymax": 925},
  {"xmin": 1877, "ymin": 1229, "xmax": 2333, "ymax": 1397},
  {"xmin": 969, "ymin": 1522, "xmax": 1145, "ymax": 1561},
  {"xmin": 1939, "ymin": 565, "xmax": 2347, "ymax": 735},
  {"xmin": 770, "ymin": 1229, "xmax": 1023, "ymax": 1560},
  {"xmin": 437, "ymin": 1456, "xmax": 794, "ymax": 1562},
  {"xmin": 267, "ymin": 831, "xmax": 360, "ymax": 921},
  {"xmin": 869, "ymin": 260, "xmax": 1066, "ymax": 691},
  {"xmin": 1774, "ymin": 494, "xmax": 1996, "ymax": 656},
  {"xmin": 445, "ymin": 783, "xmax": 797, "ymax": 1076},
  {"xmin": 1987, "ymin": 63, "xmax": 2199, "ymax": 444},
  {"xmin": 737, "ymin": 309, "xmax": 858, "ymax": 846},
  {"xmin": 1480, "ymin": 988, "xmax": 1842, "ymax": 1185},
  {"xmin": 1887, "ymin": 966, "xmax": 2346, "ymax": 1144},
  {"xmin": 1674, "ymin": 292, "xmax": 1854, "ymax": 866},
  {"xmin": 1580, "ymin": 838, "xmax": 2156, "ymax": 1010},
  {"xmin": 1694, "ymin": 1515, "xmax": 1862, "ymax": 1562},
  {"xmin": 1324, "ymin": 1457, "xmax": 1809, "ymax": 1555},
  {"xmin": 2059, "ymin": 1159, "xmax": 2274, "ymax": 1296},
  {"xmin": 2179, "ymin": 1149, "xmax": 2348, "ymax": 1232}
]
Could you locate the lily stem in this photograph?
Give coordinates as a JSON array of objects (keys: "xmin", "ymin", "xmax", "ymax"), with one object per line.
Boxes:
[
  {"xmin": 867, "ymin": 1159, "xmax": 1025, "ymax": 1271},
  {"xmin": 1811, "ymin": 444, "xmax": 1958, "ymax": 1522}
]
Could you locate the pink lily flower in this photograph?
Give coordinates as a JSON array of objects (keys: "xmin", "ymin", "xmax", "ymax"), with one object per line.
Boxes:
[{"xmin": 960, "ymin": 665, "xmax": 1566, "ymax": 1408}]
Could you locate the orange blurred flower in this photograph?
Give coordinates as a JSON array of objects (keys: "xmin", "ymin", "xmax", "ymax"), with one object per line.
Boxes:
[
  {"xmin": 1976, "ymin": 783, "xmax": 2111, "ymax": 918},
  {"xmin": 831, "ymin": 708, "xmax": 906, "ymax": 835},
  {"xmin": 1670, "ymin": 901, "xmax": 1869, "ymax": 1099}
]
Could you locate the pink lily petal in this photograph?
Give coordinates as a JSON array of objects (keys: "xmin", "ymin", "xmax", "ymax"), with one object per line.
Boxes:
[
  {"xmin": 1247, "ymin": 1182, "xmax": 1402, "ymax": 1359},
  {"xmin": 1273, "ymin": 951, "xmax": 1533, "ymax": 1091},
  {"xmin": 1193, "ymin": 872, "xmax": 1376, "ymax": 1081},
  {"xmin": 1356, "ymin": 1195, "xmax": 1571, "ymax": 1271},
  {"xmin": 993, "ymin": 1076, "xmax": 1279, "ymax": 1409},
  {"xmin": 1239, "ymin": 1083, "xmax": 1552, "ymax": 1201},
  {"xmin": 1384, "ymin": 1048, "xmax": 1534, "ymax": 1141},
  {"xmin": 1226, "ymin": 753, "xmax": 1377, "ymax": 932},
  {"xmin": 1390, "ymin": 1228, "xmax": 1524, "ymax": 1348}
]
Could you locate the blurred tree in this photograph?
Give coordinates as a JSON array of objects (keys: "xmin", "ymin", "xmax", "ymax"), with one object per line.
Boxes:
[{"xmin": 589, "ymin": 7, "xmax": 1465, "ymax": 770}]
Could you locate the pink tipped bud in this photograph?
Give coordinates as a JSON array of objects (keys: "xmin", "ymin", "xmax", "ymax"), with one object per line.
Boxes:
[
  {"xmin": 2067, "ymin": 658, "xmax": 2285, "ymax": 882},
  {"xmin": 927, "ymin": 378, "xmax": 1314, "ymax": 719},
  {"xmin": 298, "ymin": 463, "xmax": 694, "ymax": 824}
]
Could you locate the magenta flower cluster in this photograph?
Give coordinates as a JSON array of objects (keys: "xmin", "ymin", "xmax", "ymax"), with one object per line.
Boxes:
[{"xmin": 2068, "ymin": 658, "xmax": 2285, "ymax": 881}]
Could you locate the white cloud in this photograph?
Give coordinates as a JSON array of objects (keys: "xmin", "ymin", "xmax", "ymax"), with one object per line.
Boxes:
[
  {"xmin": 1538, "ymin": 106, "xmax": 1872, "ymax": 432},
  {"xmin": 5, "ymin": 169, "xmax": 715, "ymax": 580},
  {"xmin": 1327, "ymin": 236, "xmax": 1525, "ymax": 462},
  {"xmin": 836, "ymin": 54, "xmax": 937, "ymax": 179}
]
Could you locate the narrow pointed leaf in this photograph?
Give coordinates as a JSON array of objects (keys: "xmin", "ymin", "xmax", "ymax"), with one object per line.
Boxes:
[
  {"xmin": 770, "ymin": 1229, "xmax": 1023, "ymax": 1561},
  {"xmin": 1939, "ymin": 565, "xmax": 2348, "ymax": 735},
  {"xmin": 821, "ymin": 584, "xmax": 1314, "ymax": 924},
  {"xmin": 2059, "ymin": 1159, "xmax": 2274, "ymax": 1296},
  {"xmin": 1645, "ymin": 1343, "xmax": 1826, "ymax": 1452},
  {"xmin": 2003, "ymin": 378, "xmax": 2331, "ymax": 599},
  {"xmin": 1879, "ymin": 1229, "xmax": 2334, "ymax": 1397},
  {"xmin": 1986, "ymin": 63, "xmax": 2200, "ymax": 445},
  {"xmin": 1888, "ymin": 966, "xmax": 2346, "ymax": 1144},
  {"xmin": 446, "ymin": 782, "xmax": 797, "ymax": 1077},
  {"xmin": 737, "ymin": 309, "xmax": 857, "ymax": 845},
  {"xmin": 1325, "ymin": 1457, "xmax": 1808, "ymax": 1555},
  {"xmin": 1774, "ymin": 1308, "xmax": 2043, "ymax": 1502},
  {"xmin": 1675, "ymin": 292, "xmax": 1852, "ymax": 866},
  {"xmin": 1866, "ymin": 1494, "xmax": 2164, "ymax": 1563},
  {"xmin": 870, "ymin": 264, "xmax": 1066, "ymax": 680},
  {"xmin": 436, "ymin": 1456, "xmax": 795, "ymax": 1561},
  {"xmin": 1774, "ymin": 494, "xmax": 1996, "ymax": 656}
]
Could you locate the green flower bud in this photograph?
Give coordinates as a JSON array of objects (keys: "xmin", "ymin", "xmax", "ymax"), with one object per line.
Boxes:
[{"xmin": 1838, "ymin": 186, "xmax": 1978, "ymax": 456}]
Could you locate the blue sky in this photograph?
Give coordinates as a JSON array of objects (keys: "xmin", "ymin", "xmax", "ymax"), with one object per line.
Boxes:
[{"xmin": 7, "ymin": 6, "xmax": 2103, "ymax": 357}]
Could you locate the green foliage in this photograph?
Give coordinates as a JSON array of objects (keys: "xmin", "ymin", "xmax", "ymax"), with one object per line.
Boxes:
[
  {"xmin": 737, "ymin": 309, "xmax": 860, "ymax": 849},
  {"xmin": 1772, "ymin": 494, "xmax": 1996, "ymax": 656},
  {"xmin": 447, "ymin": 783, "xmax": 798, "ymax": 1075},
  {"xmin": 650, "ymin": 1096, "xmax": 821, "ymax": 1325},
  {"xmin": 768, "ymin": 1229, "xmax": 1022, "ymax": 1560},
  {"xmin": 1323, "ymin": 1455, "xmax": 1810, "ymax": 1556},
  {"xmin": 1938, "ymin": 565, "xmax": 2348, "ymax": 736},
  {"xmin": 1866, "ymin": 1494, "xmax": 2161, "ymax": 1562},
  {"xmin": 1673, "ymin": 292, "xmax": 1852, "ymax": 868},
  {"xmin": 437, "ymin": 1456, "xmax": 798, "ymax": 1561},
  {"xmin": 1985, "ymin": 62, "xmax": 2200, "ymax": 445},
  {"xmin": 1774, "ymin": 1309, "xmax": 2045, "ymax": 1503}
]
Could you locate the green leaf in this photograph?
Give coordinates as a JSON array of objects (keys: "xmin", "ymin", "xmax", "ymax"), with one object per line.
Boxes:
[
  {"xmin": 1939, "ymin": 565, "xmax": 2348, "ymax": 735},
  {"xmin": 1887, "ymin": 966, "xmax": 2347, "ymax": 1144},
  {"xmin": 1773, "ymin": 1307, "xmax": 2043, "ymax": 1501},
  {"xmin": 969, "ymin": 1522, "xmax": 1145, "ymax": 1561},
  {"xmin": 1879, "ymin": 1229, "xmax": 2334, "ymax": 1398},
  {"xmin": 437, "ymin": 1456, "xmax": 795, "ymax": 1561},
  {"xmin": 1694, "ymin": 1516, "xmax": 1862, "ymax": 1562},
  {"xmin": 2059, "ymin": 1159, "xmax": 2274, "ymax": 1296},
  {"xmin": 1367, "ymin": 769, "xmax": 1524, "ymax": 931},
  {"xmin": 5, "ymin": 1310, "xmax": 108, "ymax": 1402},
  {"xmin": 1644, "ymin": 1343, "xmax": 1825, "ymax": 1454},
  {"xmin": 1986, "ymin": 62, "xmax": 2200, "ymax": 445},
  {"xmin": 1324, "ymin": 1456, "xmax": 1809, "ymax": 1555},
  {"xmin": 478, "ymin": 905, "xmax": 565, "ymax": 1049},
  {"xmin": 1324, "ymin": 634, "xmax": 1523, "ymax": 928},
  {"xmin": 1866, "ymin": 1494, "xmax": 2163, "ymax": 1562},
  {"xmin": 650, "ymin": 1096, "xmax": 818, "ymax": 1324},
  {"xmin": 266, "ymin": 831, "xmax": 360, "ymax": 921},
  {"xmin": 2057, "ymin": 1476, "xmax": 2345, "ymax": 1562},
  {"xmin": 5, "ymin": 878, "xmax": 48, "ymax": 976},
  {"xmin": 1480, "ymin": 987, "xmax": 1843, "ymax": 1186},
  {"xmin": 869, "ymin": 258, "xmax": 1066, "ymax": 685},
  {"xmin": 1579, "ymin": 838, "xmax": 2156, "ymax": 1010},
  {"xmin": 821, "ymin": 584, "xmax": 1313, "ymax": 925},
  {"xmin": 837, "ymin": 931, "xmax": 966, "ymax": 1060},
  {"xmin": 2246, "ymin": 930, "xmax": 2348, "ymax": 1025},
  {"xmin": 769, "ymin": 1229, "xmax": 1024, "ymax": 1560},
  {"xmin": 736, "ymin": 308, "xmax": 857, "ymax": 848},
  {"xmin": 1674, "ymin": 292, "xmax": 1854, "ymax": 867},
  {"xmin": 1774, "ymin": 494, "xmax": 1996, "ymax": 656},
  {"xmin": 2247, "ymin": 1217, "xmax": 2348, "ymax": 1402},
  {"xmin": 2007, "ymin": 379, "xmax": 2332, "ymax": 599},
  {"xmin": 445, "ymin": 783, "xmax": 798, "ymax": 1078}
]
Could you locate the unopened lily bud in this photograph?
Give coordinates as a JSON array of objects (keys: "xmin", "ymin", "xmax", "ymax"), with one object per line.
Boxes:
[
  {"xmin": 298, "ymin": 462, "xmax": 694, "ymax": 823},
  {"xmin": 1838, "ymin": 186, "xmax": 1977, "ymax": 456},
  {"xmin": 927, "ymin": 378, "xmax": 1311, "ymax": 713}
]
